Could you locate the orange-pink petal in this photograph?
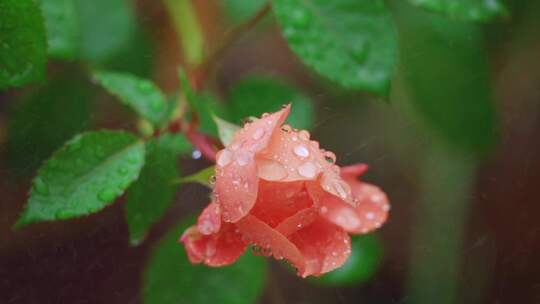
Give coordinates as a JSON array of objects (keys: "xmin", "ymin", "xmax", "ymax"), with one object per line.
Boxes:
[
  {"xmin": 289, "ymin": 218, "xmax": 351, "ymax": 277},
  {"xmin": 215, "ymin": 105, "xmax": 291, "ymax": 223},
  {"xmin": 197, "ymin": 202, "xmax": 221, "ymax": 235},
  {"xmin": 180, "ymin": 224, "xmax": 246, "ymax": 267}
]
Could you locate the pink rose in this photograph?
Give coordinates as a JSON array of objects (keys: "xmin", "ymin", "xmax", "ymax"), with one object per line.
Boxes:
[{"xmin": 180, "ymin": 105, "xmax": 390, "ymax": 277}]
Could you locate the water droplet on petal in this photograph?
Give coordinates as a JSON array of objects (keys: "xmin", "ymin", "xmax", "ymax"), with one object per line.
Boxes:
[
  {"xmin": 332, "ymin": 180, "xmax": 350, "ymax": 199},
  {"xmin": 293, "ymin": 145, "xmax": 310, "ymax": 158},
  {"xmin": 324, "ymin": 151, "xmax": 336, "ymax": 164},
  {"xmin": 252, "ymin": 128, "xmax": 265, "ymax": 140},
  {"xmin": 198, "ymin": 219, "xmax": 215, "ymax": 235},
  {"xmin": 217, "ymin": 149, "xmax": 233, "ymax": 167},
  {"xmin": 281, "ymin": 124, "xmax": 292, "ymax": 133},
  {"xmin": 235, "ymin": 150, "xmax": 251, "ymax": 166},
  {"xmin": 299, "ymin": 130, "xmax": 310, "ymax": 140},
  {"xmin": 365, "ymin": 212, "xmax": 375, "ymax": 220},
  {"xmin": 298, "ymin": 162, "xmax": 318, "ymax": 179},
  {"xmin": 258, "ymin": 159, "xmax": 288, "ymax": 181}
]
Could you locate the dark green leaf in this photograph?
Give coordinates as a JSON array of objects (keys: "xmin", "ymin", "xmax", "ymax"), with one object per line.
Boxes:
[
  {"xmin": 214, "ymin": 116, "xmax": 240, "ymax": 146},
  {"xmin": 93, "ymin": 71, "xmax": 169, "ymax": 126},
  {"xmin": 74, "ymin": 0, "xmax": 135, "ymax": 64},
  {"xmin": 15, "ymin": 131, "xmax": 145, "ymax": 227},
  {"xmin": 39, "ymin": 0, "xmax": 80, "ymax": 59},
  {"xmin": 407, "ymin": 0, "xmax": 508, "ymax": 22},
  {"xmin": 173, "ymin": 165, "xmax": 215, "ymax": 187},
  {"xmin": 391, "ymin": 1, "xmax": 498, "ymax": 154},
  {"xmin": 0, "ymin": 0, "xmax": 47, "ymax": 90},
  {"xmin": 143, "ymin": 217, "xmax": 267, "ymax": 304},
  {"xmin": 272, "ymin": 0, "xmax": 396, "ymax": 94},
  {"xmin": 102, "ymin": 26, "xmax": 154, "ymax": 77},
  {"xmin": 6, "ymin": 71, "xmax": 94, "ymax": 176},
  {"xmin": 126, "ymin": 134, "xmax": 192, "ymax": 245},
  {"xmin": 313, "ymin": 234, "xmax": 383, "ymax": 287},
  {"xmin": 226, "ymin": 76, "xmax": 315, "ymax": 129}
]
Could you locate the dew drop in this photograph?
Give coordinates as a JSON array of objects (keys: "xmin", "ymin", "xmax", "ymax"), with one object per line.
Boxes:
[
  {"xmin": 98, "ymin": 188, "xmax": 116, "ymax": 202},
  {"xmin": 191, "ymin": 149, "xmax": 202, "ymax": 159},
  {"xmin": 365, "ymin": 212, "xmax": 375, "ymax": 220},
  {"xmin": 198, "ymin": 219, "xmax": 215, "ymax": 235},
  {"xmin": 33, "ymin": 178, "xmax": 49, "ymax": 195},
  {"xmin": 258, "ymin": 159, "xmax": 287, "ymax": 181},
  {"xmin": 216, "ymin": 149, "xmax": 233, "ymax": 167},
  {"xmin": 299, "ymin": 130, "xmax": 310, "ymax": 140},
  {"xmin": 252, "ymin": 128, "xmax": 265, "ymax": 140},
  {"xmin": 117, "ymin": 167, "xmax": 128, "ymax": 175},
  {"xmin": 293, "ymin": 145, "xmax": 310, "ymax": 158},
  {"xmin": 332, "ymin": 180, "xmax": 349, "ymax": 199},
  {"xmin": 298, "ymin": 162, "xmax": 318, "ymax": 179},
  {"xmin": 291, "ymin": 9, "xmax": 311, "ymax": 28},
  {"xmin": 138, "ymin": 81, "xmax": 152, "ymax": 91},
  {"xmin": 281, "ymin": 124, "xmax": 292, "ymax": 133},
  {"xmin": 235, "ymin": 151, "xmax": 250, "ymax": 166},
  {"xmin": 324, "ymin": 151, "xmax": 336, "ymax": 164},
  {"xmin": 209, "ymin": 175, "xmax": 216, "ymax": 185}
]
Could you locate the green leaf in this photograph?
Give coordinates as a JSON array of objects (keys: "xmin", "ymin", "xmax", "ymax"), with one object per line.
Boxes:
[
  {"xmin": 143, "ymin": 217, "xmax": 267, "ymax": 304},
  {"xmin": 407, "ymin": 0, "xmax": 508, "ymax": 22},
  {"xmin": 74, "ymin": 0, "xmax": 135, "ymax": 64},
  {"xmin": 272, "ymin": 0, "xmax": 397, "ymax": 94},
  {"xmin": 312, "ymin": 234, "xmax": 383, "ymax": 287},
  {"xmin": 213, "ymin": 117, "xmax": 240, "ymax": 146},
  {"xmin": 125, "ymin": 134, "xmax": 192, "ymax": 245},
  {"xmin": 0, "ymin": 0, "xmax": 47, "ymax": 90},
  {"xmin": 178, "ymin": 68, "xmax": 225, "ymax": 136},
  {"xmin": 15, "ymin": 131, "xmax": 145, "ymax": 227},
  {"xmin": 6, "ymin": 70, "xmax": 94, "ymax": 176},
  {"xmin": 93, "ymin": 71, "xmax": 169, "ymax": 126},
  {"xmin": 391, "ymin": 1, "xmax": 498, "ymax": 154},
  {"xmin": 173, "ymin": 165, "xmax": 215, "ymax": 188},
  {"xmin": 226, "ymin": 76, "xmax": 315, "ymax": 129},
  {"xmin": 39, "ymin": 0, "xmax": 80, "ymax": 59}
]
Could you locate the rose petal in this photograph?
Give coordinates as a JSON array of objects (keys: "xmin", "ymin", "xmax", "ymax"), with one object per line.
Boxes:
[
  {"xmin": 180, "ymin": 224, "xmax": 246, "ymax": 267},
  {"xmin": 197, "ymin": 202, "xmax": 221, "ymax": 235},
  {"xmin": 236, "ymin": 215, "xmax": 306, "ymax": 272},
  {"xmin": 215, "ymin": 105, "xmax": 291, "ymax": 223},
  {"xmin": 275, "ymin": 207, "xmax": 318, "ymax": 236},
  {"xmin": 257, "ymin": 127, "xmax": 322, "ymax": 182},
  {"xmin": 289, "ymin": 218, "xmax": 351, "ymax": 277},
  {"xmin": 250, "ymin": 180, "xmax": 312, "ymax": 227},
  {"xmin": 308, "ymin": 177, "xmax": 389, "ymax": 234}
]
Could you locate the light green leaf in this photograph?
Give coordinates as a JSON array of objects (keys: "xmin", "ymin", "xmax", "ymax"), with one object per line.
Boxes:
[
  {"xmin": 173, "ymin": 165, "xmax": 215, "ymax": 188},
  {"xmin": 0, "ymin": 0, "xmax": 47, "ymax": 90},
  {"xmin": 74, "ymin": 0, "xmax": 135, "ymax": 63},
  {"xmin": 15, "ymin": 131, "xmax": 145, "ymax": 227},
  {"xmin": 93, "ymin": 71, "xmax": 169, "ymax": 126},
  {"xmin": 39, "ymin": 0, "xmax": 80, "ymax": 59},
  {"xmin": 226, "ymin": 76, "xmax": 315, "ymax": 129},
  {"xmin": 126, "ymin": 134, "xmax": 192, "ymax": 245},
  {"xmin": 272, "ymin": 0, "xmax": 396, "ymax": 94},
  {"xmin": 143, "ymin": 217, "xmax": 267, "ymax": 304},
  {"xmin": 407, "ymin": 0, "xmax": 508, "ymax": 22},
  {"xmin": 214, "ymin": 116, "xmax": 240, "ymax": 146},
  {"xmin": 391, "ymin": 1, "xmax": 498, "ymax": 154},
  {"xmin": 6, "ymin": 71, "xmax": 94, "ymax": 176}
]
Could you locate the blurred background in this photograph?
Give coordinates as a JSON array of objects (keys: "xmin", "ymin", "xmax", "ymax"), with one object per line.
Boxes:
[{"xmin": 1, "ymin": 0, "xmax": 540, "ymax": 303}]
